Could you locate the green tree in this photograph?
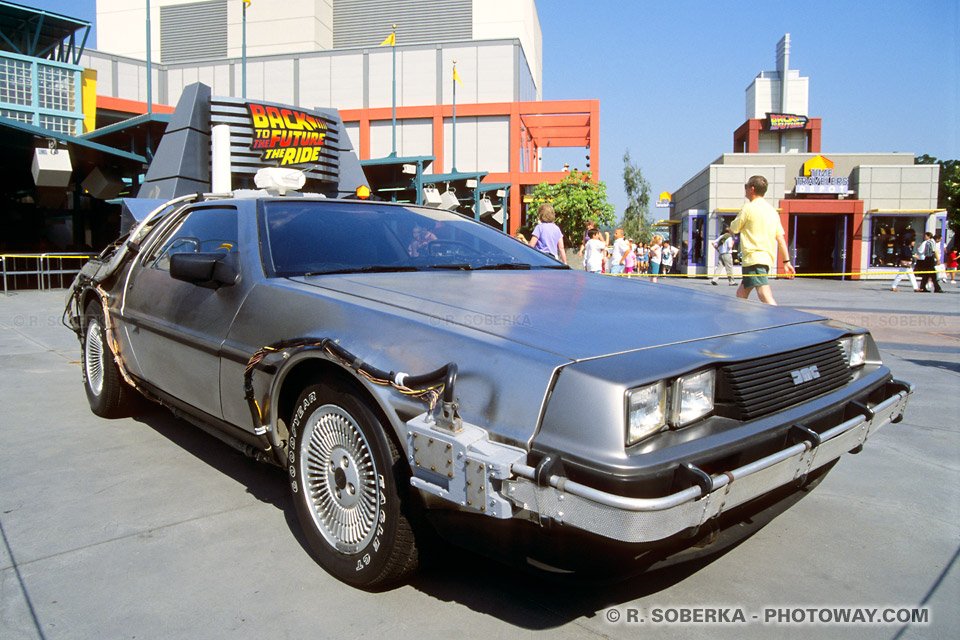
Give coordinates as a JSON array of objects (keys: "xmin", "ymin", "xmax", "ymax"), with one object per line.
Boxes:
[
  {"xmin": 916, "ymin": 154, "xmax": 959, "ymax": 232},
  {"xmin": 526, "ymin": 170, "xmax": 616, "ymax": 246},
  {"xmin": 621, "ymin": 149, "xmax": 654, "ymax": 243}
]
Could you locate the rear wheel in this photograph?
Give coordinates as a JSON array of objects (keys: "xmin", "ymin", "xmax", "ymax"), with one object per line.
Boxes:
[
  {"xmin": 289, "ymin": 382, "xmax": 418, "ymax": 588},
  {"xmin": 82, "ymin": 300, "xmax": 134, "ymax": 417}
]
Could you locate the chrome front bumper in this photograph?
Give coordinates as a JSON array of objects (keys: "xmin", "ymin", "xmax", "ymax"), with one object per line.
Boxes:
[{"xmin": 502, "ymin": 380, "xmax": 913, "ymax": 544}]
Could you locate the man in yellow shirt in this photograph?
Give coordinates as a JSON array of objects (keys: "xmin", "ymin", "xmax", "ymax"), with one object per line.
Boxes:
[{"xmin": 729, "ymin": 175, "xmax": 796, "ymax": 305}]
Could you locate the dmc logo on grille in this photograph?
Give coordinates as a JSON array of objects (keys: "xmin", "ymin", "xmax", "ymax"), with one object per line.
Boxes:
[{"xmin": 790, "ymin": 365, "xmax": 821, "ymax": 385}]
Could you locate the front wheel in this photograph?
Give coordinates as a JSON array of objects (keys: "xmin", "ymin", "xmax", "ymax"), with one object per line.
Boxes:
[
  {"xmin": 81, "ymin": 300, "xmax": 134, "ymax": 417},
  {"xmin": 289, "ymin": 382, "xmax": 418, "ymax": 588}
]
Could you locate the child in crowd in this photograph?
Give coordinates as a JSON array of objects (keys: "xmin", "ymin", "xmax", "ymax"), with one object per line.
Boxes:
[
  {"xmin": 583, "ymin": 228, "xmax": 606, "ymax": 273},
  {"xmin": 624, "ymin": 239, "xmax": 637, "ymax": 274}
]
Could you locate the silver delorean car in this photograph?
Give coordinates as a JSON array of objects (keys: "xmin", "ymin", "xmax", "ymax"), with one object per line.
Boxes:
[{"xmin": 65, "ymin": 188, "xmax": 912, "ymax": 589}]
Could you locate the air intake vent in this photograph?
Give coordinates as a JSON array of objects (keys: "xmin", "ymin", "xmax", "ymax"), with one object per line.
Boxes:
[
  {"xmin": 720, "ymin": 341, "xmax": 851, "ymax": 421},
  {"xmin": 161, "ymin": 0, "xmax": 228, "ymax": 63}
]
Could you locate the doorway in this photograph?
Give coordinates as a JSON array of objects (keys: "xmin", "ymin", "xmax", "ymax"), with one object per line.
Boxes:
[{"xmin": 791, "ymin": 214, "xmax": 848, "ymax": 279}]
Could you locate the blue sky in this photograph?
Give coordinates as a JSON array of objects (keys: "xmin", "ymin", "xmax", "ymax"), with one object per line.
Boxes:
[{"xmin": 26, "ymin": 0, "xmax": 959, "ymax": 217}]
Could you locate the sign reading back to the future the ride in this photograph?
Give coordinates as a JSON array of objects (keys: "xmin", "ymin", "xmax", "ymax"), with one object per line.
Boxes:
[
  {"xmin": 247, "ymin": 103, "xmax": 331, "ymax": 166},
  {"xmin": 209, "ymin": 98, "xmax": 341, "ymax": 183}
]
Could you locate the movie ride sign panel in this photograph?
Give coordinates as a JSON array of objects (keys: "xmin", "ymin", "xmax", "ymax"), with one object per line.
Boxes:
[
  {"xmin": 248, "ymin": 103, "xmax": 329, "ymax": 166},
  {"xmin": 209, "ymin": 97, "xmax": 342, "ymax": 186}
]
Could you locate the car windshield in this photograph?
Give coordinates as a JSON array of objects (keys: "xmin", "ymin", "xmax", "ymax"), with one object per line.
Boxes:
[{"xmin": 262, "ymin": 200, "xmax": 567, "ymax": 277}]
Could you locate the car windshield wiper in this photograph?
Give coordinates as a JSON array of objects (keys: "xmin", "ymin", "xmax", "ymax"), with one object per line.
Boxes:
[
  {"xmin": 472, "ymin": 262, "xmax": 532, "ymax": 270},
  {"xmin": 303, "ymin": 265, "xmax": 420, "ymax": 276},
  {"xmin": 423, "ymin": 263, "xmax": 475, "ymax": 270}
]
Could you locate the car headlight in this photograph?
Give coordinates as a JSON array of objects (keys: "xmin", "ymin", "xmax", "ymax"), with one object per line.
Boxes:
[
  {"xmin": 670, "ymin": 369, "xmax": 715, "ymax": 427},
  {"xmin": 839, "ymin": 334, "xmax": 866, "ymax": 368},
  {"xmin": 626, "ymin": 381, "xmax": 667, "ymax": 445}
]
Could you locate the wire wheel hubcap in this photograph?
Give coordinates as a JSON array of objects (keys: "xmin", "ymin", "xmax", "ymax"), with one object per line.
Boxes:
[
  {"xmin": 85, "ymin": 318, "xmax": 105, "ymax": 396},
  {"xmin": 300, "ymin": 404, "xmax": 380, "ymax": 554}
]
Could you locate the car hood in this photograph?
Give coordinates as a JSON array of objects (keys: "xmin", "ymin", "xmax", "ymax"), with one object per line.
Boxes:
[{"xmin": 292, "ymin": 270, "xmax": 822, "ymax": 361}]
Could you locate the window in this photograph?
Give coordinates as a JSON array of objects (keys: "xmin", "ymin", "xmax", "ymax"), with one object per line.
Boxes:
[
  {"xmin": 148, "ymin": 206, "xmax": 238, "ymax": 271},
  {"xmin": 262, "ymin": 201, "xmax": 561, "ymax": 277},
  {"xmin": 869, "ymin": 215, "xmax": 924, "ymax": 268},
  {"xmin": 0, "ymin": 57, "xmax": 31, "ymax": 106}
]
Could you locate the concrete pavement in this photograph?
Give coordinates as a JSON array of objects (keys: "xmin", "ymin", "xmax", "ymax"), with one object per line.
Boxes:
[{"xmin": 1, "ymin": 279, "xmax": 957, "ymax": 639}]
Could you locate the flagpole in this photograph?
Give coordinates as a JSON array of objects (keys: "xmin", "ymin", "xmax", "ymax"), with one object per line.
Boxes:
[
  {"xmin": 242, "ymin": 1, "xmax": 248, "ymax": 98},
  {"xmin": 452, "ymin": 60, "xmax": 457, "ymax": 173},
  {"xmin": 390, "ymin": 24, "xmax": 397, "ymax": 157},
  {"xmin": 146, "ymin": 0, "xmax": 152, "ymax": 114}
]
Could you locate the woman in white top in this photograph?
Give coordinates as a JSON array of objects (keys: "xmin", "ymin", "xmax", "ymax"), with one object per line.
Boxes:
[{"xmin": 649, "ymin": 235, "xmax": 663, "ymax": 283}]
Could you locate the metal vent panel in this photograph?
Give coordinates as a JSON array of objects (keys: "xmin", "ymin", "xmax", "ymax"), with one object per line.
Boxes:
[
  {"xmin": 333, "ymin": 0, "xmax": 472, "ymax": 48},
  {"xmin": 161, "ymin": 0, "xmax": 228, "ymax": 63},
  {"xmin": 721, "ymin": 341, "xmax": 852, "ymax": 420}
]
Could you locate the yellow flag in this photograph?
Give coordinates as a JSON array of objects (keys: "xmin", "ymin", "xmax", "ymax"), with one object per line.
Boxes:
[
  {"xmin": 453, "ymin": 66, "xmax": 463, "ymax": 86},
  {"xmin": 380, "ymin": 32, "xmax": 395, "ymax": 46}
]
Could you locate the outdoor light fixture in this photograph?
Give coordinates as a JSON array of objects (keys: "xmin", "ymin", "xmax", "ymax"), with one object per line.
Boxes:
[
  {"xmin": 466, "ymin": 179, "xmax": 478, "ymax": 188},
  {"xmin": 402, "ymin": 164, "xmax": 417, "ymax": 175},
  {"xmin": 440, "ymin": 187, "xmax": 459, "ymax": 210},
  {"xmin": 422, "ymin": 186, "xmax": 442, "ymax": 207},
  {"xmin": 474, "ymin": 195, "xmax": 494, "ymax": 216}
]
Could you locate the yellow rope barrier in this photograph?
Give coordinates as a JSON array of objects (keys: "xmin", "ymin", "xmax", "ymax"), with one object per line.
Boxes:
[
  {"xmin": 605, "ymin": 269, "xmax": 957, "ymax": 278},
  {"xmin": 0, "ymin": 254, "xmax": 95, "ymax": 259}
]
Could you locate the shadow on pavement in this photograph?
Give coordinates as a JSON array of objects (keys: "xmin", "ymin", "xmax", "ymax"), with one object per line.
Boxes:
[
  {"xmin": 904, "ymin": 358, "xmax": 960, "ymax": 374},
  {"xmin": 125, "ymin": 397, "xmax": 828, "ymax": 631}
]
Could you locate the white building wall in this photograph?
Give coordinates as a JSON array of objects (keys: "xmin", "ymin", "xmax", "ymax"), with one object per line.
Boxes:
[
  {"xmin": 370, "ymin": 118, "xmax": 433, "ymax": 158},
  {"xmin": 745, "ymin": 71, "xmax": 809, "ymax": 118},
  {"xmin": 853, "ymin": 165, "xmax": 940, "ymax": 211},
  {"xmin": 473, "ymin": 0, "xmax": 541, "ymax": 100},
  {"xmin": 95, "ymin": 0, "xmax": 540, "ymax": 98},
  {"xmin": 401, "ymin": 48, "xmax": 438, "ymax": 106}
]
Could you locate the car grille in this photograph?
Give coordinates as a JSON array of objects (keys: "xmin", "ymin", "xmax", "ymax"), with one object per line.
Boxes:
[{"xmin": 720, "ymin": 341, "xmax": 851, "ymax": 421}]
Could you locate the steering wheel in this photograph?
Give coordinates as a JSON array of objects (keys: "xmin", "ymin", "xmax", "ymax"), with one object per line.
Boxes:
[{"xmin": 423, "ymin": 240, "xmax": 480, "ymax": 257}]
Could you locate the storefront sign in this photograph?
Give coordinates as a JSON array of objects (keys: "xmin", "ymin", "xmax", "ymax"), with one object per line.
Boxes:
[
  {"xmin": 766, "ymin": 113, "xmax": 808, "ymax": 131},
  {"xmin": 656, "ymin": 191, "xmax": 672, "ymax": 208},
  {"xmin": 247, "ymin": 104, "xmax": 329, "ymax": 166},
  {"xmin": 795, "ymin": 168, "xmax": 849, "ymax": 194}
]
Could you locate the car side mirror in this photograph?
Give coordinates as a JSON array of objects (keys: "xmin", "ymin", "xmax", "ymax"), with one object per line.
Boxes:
[{"xmin": 170, "ymin": 252, "xmax": 239, "ymax": 289}]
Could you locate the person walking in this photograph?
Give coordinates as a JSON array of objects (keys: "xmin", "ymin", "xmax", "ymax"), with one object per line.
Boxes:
[
  {"xmin": 528, "ymin": 203, "xmax": 568, "ymax": 264},
  {"xmin": 649, "ymin": 235, "xmax": 663, "ymax": 283},
  {"xmin": 890, "ymin": 237, "xmax": 920, "ymax": 292},
  {"xmin": 729, "ymin": 175, "xmax": 796, "ymax": 305},
  {"xmin": 915, "ymin": 231, "xmax": 942, "ymax": 293},
  {"xmin": 711, "ymin": 224, "xmax": 736, "ymax": 285},
  {"xmin": 661, "ymin": 240, "xmax": 678, "ymax": 275},
  {"xmin": 947, "ymin": 246, "xmax": 958, "ymax": 284},
  {"xmin": 609, "ymin": 228, "xmax": 630, "ymax": 275}
]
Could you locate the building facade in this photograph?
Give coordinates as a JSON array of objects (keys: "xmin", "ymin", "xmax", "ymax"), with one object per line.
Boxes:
[
  {"xmin": 670, "ymin": 35, "xmax": 946, "ymax": 280},
  {"xmin": 82, "ymin": 0, "xmax": 593, "ymax": 232}
]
